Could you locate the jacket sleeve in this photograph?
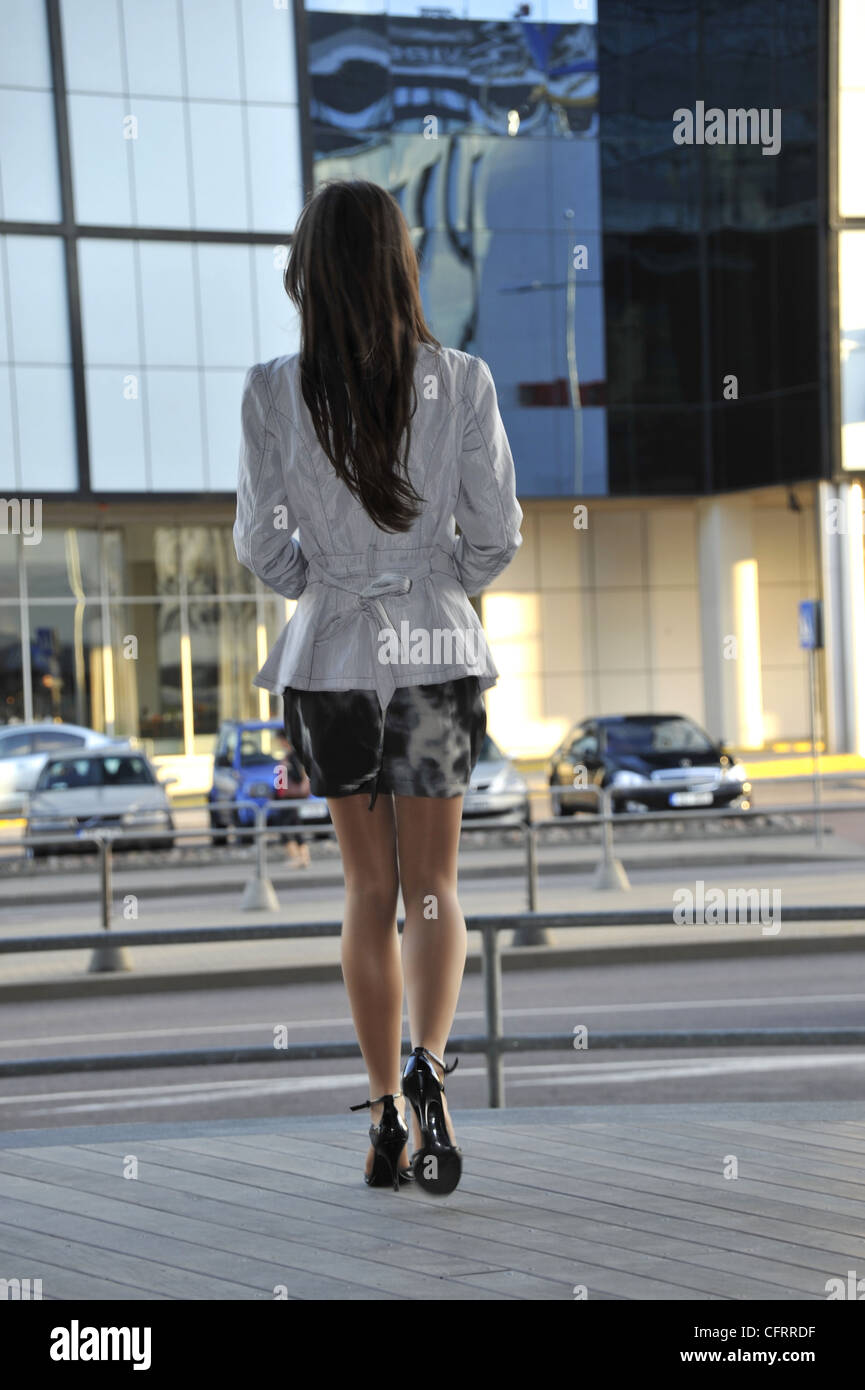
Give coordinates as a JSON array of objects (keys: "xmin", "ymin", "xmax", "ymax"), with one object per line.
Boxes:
[
  {"xmin": 233, "ymin": 364, "xmax": 308, "ymax": 600},
  {"xmin": 452, "ymin": 356, "xmax": 523, "ymax": 597}
]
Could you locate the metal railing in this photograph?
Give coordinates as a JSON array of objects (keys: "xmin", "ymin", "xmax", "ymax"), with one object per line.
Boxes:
[
  {"xmin": 2, "ymin": 910, "xmax": 865, "ymax": 1105},
  {"xmin": 4, "ymin": 772, "xmax": 865, "ymax": 947}
]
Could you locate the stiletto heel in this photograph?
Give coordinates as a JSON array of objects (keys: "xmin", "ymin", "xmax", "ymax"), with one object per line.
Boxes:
[
  {"xmin": 402, "ymin": 1045, "xmax": 462, "ymax": 1195},
  {"xmin": 349, "ymin": 1091, "xmax": 412, "ymax": 1191}
]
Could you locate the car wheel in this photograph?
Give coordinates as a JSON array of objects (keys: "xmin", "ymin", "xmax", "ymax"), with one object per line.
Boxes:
[{"xmin": 232, "ymin": 810, "xmax": 254, "ymax": 846}]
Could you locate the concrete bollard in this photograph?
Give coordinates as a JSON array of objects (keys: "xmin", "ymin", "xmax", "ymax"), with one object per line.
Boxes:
[
  {"xmin": 88, "ymin": 834, "xmax": 134, "ymax": 972},
  {"xmin": 241, "ymin": 803, "xmax": 279, "ymax": 911}
]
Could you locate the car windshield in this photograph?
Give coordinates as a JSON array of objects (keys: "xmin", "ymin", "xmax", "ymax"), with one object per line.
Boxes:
[
  {"xmin": 478, "ymin": 734, "xmax": 505, "ymax": 762},
  {"xmin": 237, "ymin": 727, "xmax": 284, "ymax": 766},
  {"xmin": 37, "ymin": 755, "xmax": 154, "ymax": 789},
  {"xmin": 604, "ymin": 719, "xmax": 715, "ymax": 755}
]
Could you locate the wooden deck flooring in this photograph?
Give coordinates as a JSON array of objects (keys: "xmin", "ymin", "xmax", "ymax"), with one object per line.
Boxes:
[{"xmin": 0, "ymin": 1102, "xmax": 862, "ymax": 1300}]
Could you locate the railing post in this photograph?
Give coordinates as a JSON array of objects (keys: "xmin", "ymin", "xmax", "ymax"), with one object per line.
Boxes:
[
  {"xmin": 241, "ymin": 802, "xmax": 279, "ymax": 911},
  {"xmin": 481, "ymin": 923, "xmax": 505, "ymax": 1108},
  {"xmin": 88, "ymin": 833, "xmax": 133, "ymax": 973},
  {"xmin": 591, "ymin": 786, "xmax": 631, "ymax": 890},
  {"xmin": 512, "ymin": 823, "xmax": 556, "ymax": 946}
]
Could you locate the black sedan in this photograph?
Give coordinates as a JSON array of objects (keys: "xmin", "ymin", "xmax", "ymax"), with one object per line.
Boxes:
[{"xmin": 548, "ymin": 714, "xmax": 752, "ymax": 816}]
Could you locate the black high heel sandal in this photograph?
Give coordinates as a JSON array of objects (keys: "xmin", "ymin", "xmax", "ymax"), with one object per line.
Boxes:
[
  {"xmin": 349, "ymin": 1090, "xmax": 413, "ymax": 1191},
  {"xmin": 402, "ymin": 1045, "xmax": 462, "ymax": 1196}
]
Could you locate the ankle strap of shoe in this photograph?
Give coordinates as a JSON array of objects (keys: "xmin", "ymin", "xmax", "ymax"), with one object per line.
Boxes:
[
  {"xmin": 413, "ymin": 1045, "xmax": 459, "ymax": 1077},
  {"xmin": 349, "ymin": 1091, "xmax": 402, "ymax": 1112}
]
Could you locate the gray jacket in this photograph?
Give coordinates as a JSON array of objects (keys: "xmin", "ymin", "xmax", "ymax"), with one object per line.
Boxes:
[{"xmin": 233, "ymin": 344, "xmax": 523, "ymax": 710}]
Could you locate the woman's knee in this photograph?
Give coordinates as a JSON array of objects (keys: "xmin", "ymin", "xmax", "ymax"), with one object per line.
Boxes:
[{"xmin": 345, "ymin": 874, "xmax": 399, "ymax": 919}]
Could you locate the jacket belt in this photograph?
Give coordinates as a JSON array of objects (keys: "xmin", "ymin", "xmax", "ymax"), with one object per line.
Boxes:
[{"xmin": 305, "ymin": 552, "xmax": 452, "ymax": 810}]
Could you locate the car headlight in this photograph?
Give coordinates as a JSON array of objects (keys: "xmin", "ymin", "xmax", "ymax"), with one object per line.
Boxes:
[
  {"xmin": 721, "ymin": 764, "xmax": 747, "ymax": 783},
  {"xmin": 121, "ymin": 810, "xmax": 169, "ymax": 826},
  {"xmin": 486, "ymin": 767, "xmax": 526, "ymax": 794},
  {"xmin": 611, "ymin": 770, "xmax": 650, "ymax": 787},
  {"xmin": 247, "ymin": 782, "xmax": 273, "ymax": 798}
]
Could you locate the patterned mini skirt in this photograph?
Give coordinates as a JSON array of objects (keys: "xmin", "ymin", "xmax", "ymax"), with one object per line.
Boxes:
[{"xmin": 282, "ymin": 677, "xmax": 487, "ymax": 808}]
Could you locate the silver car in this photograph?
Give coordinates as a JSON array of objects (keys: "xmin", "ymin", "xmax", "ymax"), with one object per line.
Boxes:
[
  {"xmin": 463, "ymin": 734, "xmax": 530, "ymax": 825},
  {"xmin": 27, "ymin": 750, "xmax": 175, "ymax": 856},
  {"xmin": 0, "ymin": 722, "xmax": 128, "ymax": 816}
]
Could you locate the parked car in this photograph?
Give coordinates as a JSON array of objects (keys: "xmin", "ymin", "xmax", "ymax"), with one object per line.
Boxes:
[
  {"xmin": 548, "ymin": 713, "xmax": 751, "ymax": 815},
  {"xmin": 209, "ymin": 719, "xmax": 331, "ymax": 844},
  {"xmin": 27, "ymin": 749, "xmax": 176, "ymax": 855},
  {"xmin": 0, "ymin": 722, "xmax": 131, "ymax": 816},
  {"xmin": 463, "ymin": 734, "xmax": 531, "ymax": 824}
]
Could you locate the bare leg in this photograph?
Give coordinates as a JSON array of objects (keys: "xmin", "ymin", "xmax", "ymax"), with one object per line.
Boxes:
[
  {"xmin": 327, "ymin": 793, "xmax": 409, "ymax": 1173},
  {"xmin": 395, "ymin": 794, "xmax": 465, "ymax": 1150}
]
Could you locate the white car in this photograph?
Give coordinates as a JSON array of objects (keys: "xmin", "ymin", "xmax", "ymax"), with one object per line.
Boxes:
[
  {"xmin": 463, "ymin": 734, "xmax": 531, "ymax": 825},
  {"xmin": 27, "ymin": 749, "xmax": 175, "ymax": 856},
  {"xmin": 0, "ymin": 723, "xmax": 132, "ymax": 816}
]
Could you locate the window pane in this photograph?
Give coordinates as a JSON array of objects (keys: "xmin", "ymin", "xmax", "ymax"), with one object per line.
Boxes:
[
  {"xmin": 147, "ymin": 368, "xmax": 205, "ymax": 491},
  {"xmin": 68, "ymin": 95, "xmax": 133, "ymax": 225},
  {"xmin": 123, "ymin": 0, "xmax": 185, "ymax": 97},
  {"xmin": 0, "ymin": 605, "xmax": 24, "ymax": 720},
  {"xmin": 5, "ymin": 236, "xmax": 69, "ymax": 363},
  {"xmin": 23, "ymin": 528, "xmax": 101, "ymax": 598},
  {"xmin": 86, "ymin": 367, "xmax": 148, "ymax": 490},
  {"xmin": 254, "ymin": 244, "xmax": 300, "ymax": 361},
  {"xmin": 182, "ymin": 0, "xmax": 242, "ymax": 101},
  {"xmin": 182, "ymin": 526, "xmax": 255, "ymax": 596},
  {"xmin": 79, "ymin": 238, "xmax": 139, "ymax": 365},
  {"xmin": 197, "ymin": 245, "xmax": 256, "ymax": 366},
  {"xmin": 188, "ymin": 103, "xmax": 247, "ymax": 230},
  {"xmin": 121, "ymin": 524, "xmax": 181, "ymax": 596},
  {"xmin": 0, "ymin": 0, "xmax": 54, "ymax": 86},
  {"xmin": 115, "ymin": 600, "xmax": 183, "ymax": 753},
  {"xmin": 0, "ymin": 367, "xmax": 16, "ymax": 487},
  {"xmin": 28, "ymin": 602, "xmax": 102, "ymax": 727},
  {"xmin": 247, "ymin": 105, "xmax": 303, "ymax": 231},
  {"xmin": 139, "ymin": 241, "xmax": 199, "ymax": 366},
  {"xmin": 241, "ymin": 0, "xmax": 298, "ymax": 103},
  {"xmin": 129, "ymin": 98, "xmax": 191, "ymax": 228},
  {"xmin": 0, "ymin": 91, "xmax": 62, "ymax": 222},
  {"xmin": 60, "ymin": 0, "xmax": 125, "ymax": 93},
  {"xmin": 188, "ymin": 599, "xmax": 261, "ymax": 737},
  {"xmin": 15, "ymin": 366, "xmax": 77, "ymax": 490},
  {"xmin": 204, "ymin": 368, "xmax": 247, "ymax": 490}
]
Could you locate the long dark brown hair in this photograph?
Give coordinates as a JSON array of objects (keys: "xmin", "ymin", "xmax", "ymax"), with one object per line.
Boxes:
[{"xmin": 283, "ymin": 180, "xmax": 441, "ymax": 533}]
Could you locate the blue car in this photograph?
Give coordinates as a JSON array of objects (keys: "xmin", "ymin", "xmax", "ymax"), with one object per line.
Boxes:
[{"xmin": 209, "ymin": 719, "xmax": 330, "ymax": 845}]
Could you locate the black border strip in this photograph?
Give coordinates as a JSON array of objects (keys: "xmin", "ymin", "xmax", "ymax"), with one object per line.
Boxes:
[
  {"xmin": 45, "ymin": 0, "xmax": 91, "ymax": 495},
  {"xmin": 292, "ymin": 0, "xmax": 314, "ymax": 201}
]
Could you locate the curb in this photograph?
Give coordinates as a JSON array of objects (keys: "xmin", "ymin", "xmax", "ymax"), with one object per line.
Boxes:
[{"xmin": 2, "ymin": 931, "xmax": 864, "ymax": 1002}]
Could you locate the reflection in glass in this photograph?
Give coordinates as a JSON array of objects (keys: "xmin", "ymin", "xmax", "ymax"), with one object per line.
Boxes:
[
  {"xmin": 23, "ymin": 530, "xmax": 101, "ymax": 600},
  {"xmin": 132, "ymin": 601, "xmax": 184, "ymax": 752},
  {"xmin": 27, "ymin": 603, "xmax": 102, "ymax": 727},
  {"xmin": 0, "ymin": 605, "xmax": 24, "ymax": 721},
  {"xmin": 187, "ymin": 600, "xmax": 261, "ymax": 737},
  {"xmin": 183, "ymin": 527, "xmax": 255, "ymax": 597},
  {"xmin": 123, "ymin": 525, "xmax": 181, "ymax": 597}
]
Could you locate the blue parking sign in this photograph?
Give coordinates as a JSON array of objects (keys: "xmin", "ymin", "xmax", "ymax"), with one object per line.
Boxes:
[{"xmin": 798, "ymin": 599, "xmax": 823, "ymax": 650}]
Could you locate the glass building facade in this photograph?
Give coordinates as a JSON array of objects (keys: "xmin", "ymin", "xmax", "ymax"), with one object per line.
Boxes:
[{"xmin": 0, "ymin": 0, "xmax": 853, "ymax": 755}]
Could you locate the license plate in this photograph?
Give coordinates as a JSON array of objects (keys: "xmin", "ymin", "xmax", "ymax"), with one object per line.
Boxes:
[
  {"xmin": 669, "ymin": 791, "xmax": 714, "ymax": 807},
  {"xmin": 468, "ymin": 796, "xmax": 491, "ymax": 812}
]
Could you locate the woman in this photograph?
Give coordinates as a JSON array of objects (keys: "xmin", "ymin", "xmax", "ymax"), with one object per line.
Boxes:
[
  {"xmin": 272, "ymin": 729, "xmax": 311, "ymax": 868},
  {"xmin": 234, "ymin": 179, "xmax": 522, "ymax": 1196}
]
